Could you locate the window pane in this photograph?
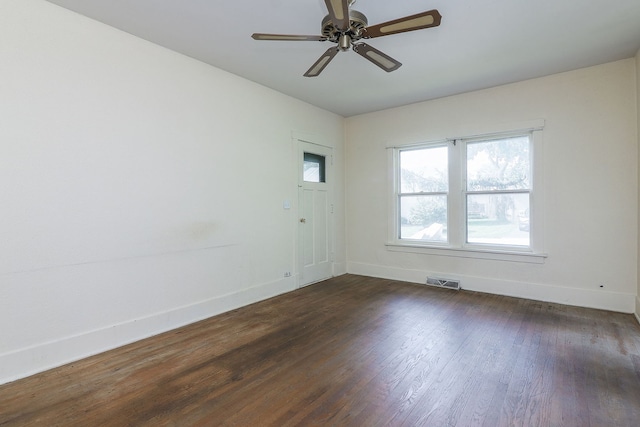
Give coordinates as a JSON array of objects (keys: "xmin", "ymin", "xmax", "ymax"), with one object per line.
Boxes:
[
  {"xmin": 303, "ymin": 153, "xmax": 325, "ymax": 183},
  {"xmin": 400, "ymin": 146, "xmax": 448, "ymax": 193},
  {"xmin": 400, "ymin": 195, "xmax": 447, "ymax": 242},
  {"xmin": 467, "ymin": 136, "xmax": 530, "ymax": 191},
  {"xmin": 466, "ymin": 193, "xmax": 529, "ymax": 246}
]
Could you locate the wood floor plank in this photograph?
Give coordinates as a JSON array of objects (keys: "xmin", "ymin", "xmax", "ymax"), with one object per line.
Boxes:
[{"xmin": 1, "ymin": 274, "xmax": 640, "ymax": 426}]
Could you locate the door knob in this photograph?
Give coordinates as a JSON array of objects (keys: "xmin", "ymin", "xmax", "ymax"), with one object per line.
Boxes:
[{"xmin": 299, "ymin": 218, "xmax": 306, "ymax": 223}]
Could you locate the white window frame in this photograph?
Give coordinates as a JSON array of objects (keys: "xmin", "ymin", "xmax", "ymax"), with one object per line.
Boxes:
[
  {"xmin": 387, "ymin": 123, "xmax": 546, "ymax": 264},
  {"xmin": 395, "ymin": 143, "xmax": 450, "ymax": 246}
]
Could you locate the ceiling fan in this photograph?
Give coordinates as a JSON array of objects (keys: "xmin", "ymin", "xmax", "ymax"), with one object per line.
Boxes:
[{"xmin": 251, "ymin": 0, "xmax": 442, "ymax": 77}]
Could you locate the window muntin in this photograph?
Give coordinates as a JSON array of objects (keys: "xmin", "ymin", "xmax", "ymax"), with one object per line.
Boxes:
[
  {"xmin": 398, "ymin": 145, "xmax": 448, "ymax": 243},
  {"xmin": 394, "ymin": 133, "xmax": 534, "ymax": 251}
]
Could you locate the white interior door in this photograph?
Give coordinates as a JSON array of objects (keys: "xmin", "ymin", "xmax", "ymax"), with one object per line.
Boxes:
[{"xmin": 298, "ymin": 140, "xmax": 333, "ymax": 287}]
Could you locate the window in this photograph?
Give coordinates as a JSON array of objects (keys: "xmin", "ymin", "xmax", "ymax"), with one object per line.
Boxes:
[
  {"xmin": 398, "ymin": 145, "xmax": 448, "ymax": 242},
  {"xmin": 392, "ymin": 128, "xmax": 542, "ymax": 258},
  {"xmin": 465, "ymin": 136, "xmax": 531, "ymax": 247},
  {"xmin": 303, "ymin": 152, "xmax": 326, "ymax": 183}
]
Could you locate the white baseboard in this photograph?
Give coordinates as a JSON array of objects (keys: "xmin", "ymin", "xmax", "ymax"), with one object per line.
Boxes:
[
  {"xmin": 347, "ymin": 261, "xmax": 636, "ymax": 314},
  {"xmin": 0, "ymin": 277, "xmax": 295, "ymax": 385},
  {"xmin": 635, "ymin": 296, "xmax": 640, "ymax": 325},
  {"xmin": 333, "ymin": 262, "xmax": 347, "ymax": 276}
]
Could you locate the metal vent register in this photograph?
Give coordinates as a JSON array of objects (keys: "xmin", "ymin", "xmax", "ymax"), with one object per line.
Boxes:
[{"xmin": 426, "ymin": 277, "xmax": 460, "ymax": 290}]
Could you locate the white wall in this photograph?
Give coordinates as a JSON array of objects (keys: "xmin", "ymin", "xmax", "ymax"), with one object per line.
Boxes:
[
  {"xmin": 346, "ymin": 60, "xmax": 638, "ymax": 313},
  {"xmin": 0, "ymin": 0, "xmax": 345, "ymax": 384},
  {"xmin": 636, "ymin": 48, "xmax": 640, "ymax": 323}
]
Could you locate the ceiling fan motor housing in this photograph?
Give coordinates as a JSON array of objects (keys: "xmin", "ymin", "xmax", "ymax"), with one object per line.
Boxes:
[{"xmin": 321, "ymin": 9, "xmax": 368, "ymax": 43}]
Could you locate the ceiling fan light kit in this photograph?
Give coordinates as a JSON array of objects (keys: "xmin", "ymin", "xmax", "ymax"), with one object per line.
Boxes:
[{"xmin": 251, "ymin": 0, "xmax": 441, "ymax": 77}]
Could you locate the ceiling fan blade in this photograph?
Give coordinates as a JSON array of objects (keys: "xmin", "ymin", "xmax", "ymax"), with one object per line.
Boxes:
[
  {"xmin": 304, "ymin": 47, "xmax": 340, "ymax": 77},
  {"xmin": 324, "ymin": 0, "xmax": 350, "ymax": 32},
  {"xmin": 252, "ymin": 33, "xmax": 327, "ymax": 41},
  {"xmin": 352, "ymin": 43, "xmax": 402, "ymax": 72},
  {"xmin": 362, "ymin": 9, "xmax": 442, "ymax": 38}
]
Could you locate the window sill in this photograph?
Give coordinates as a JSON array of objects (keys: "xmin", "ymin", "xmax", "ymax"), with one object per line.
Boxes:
[{"xmin": 385, "ymin": 243, "xmax": 547, "ymax": 264}]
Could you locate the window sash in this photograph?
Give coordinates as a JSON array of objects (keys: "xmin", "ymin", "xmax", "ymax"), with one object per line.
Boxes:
[
  {"xmin": 464, "ymin": 191, "xmax": 531, "ymax": 247},
  {"xmin": 397, "ymin": 144, "xmax": 449, "ymax": 243},
  {"xmin": 398, "ymin": 193, "xmax": 448, "ymax": 242}
]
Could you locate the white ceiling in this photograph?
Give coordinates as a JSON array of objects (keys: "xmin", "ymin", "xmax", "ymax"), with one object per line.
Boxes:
[{"xmin": 45, "ymin": 0, "xmax": 640, "ymax": 117}]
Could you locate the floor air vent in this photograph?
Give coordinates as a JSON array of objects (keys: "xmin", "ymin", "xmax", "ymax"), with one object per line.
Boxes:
[{"xmin": 426, "ymin": 276, "xmax": 460, "ymax": 290}]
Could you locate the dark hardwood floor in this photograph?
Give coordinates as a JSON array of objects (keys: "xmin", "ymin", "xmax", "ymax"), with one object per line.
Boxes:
[{"xmin": 2, "ymin": 274, "xmax": 640, "ymax": 426}]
